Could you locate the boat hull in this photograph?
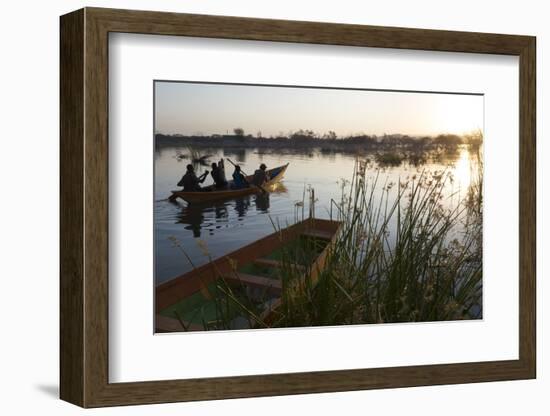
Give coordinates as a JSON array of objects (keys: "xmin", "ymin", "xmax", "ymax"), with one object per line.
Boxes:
[{"xmin": 155, "ymin": 217, "xmax": 342, "ymax": 331}]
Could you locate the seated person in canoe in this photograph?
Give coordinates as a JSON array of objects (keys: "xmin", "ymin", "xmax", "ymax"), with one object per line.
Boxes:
[
  {"xmin": 210, "ymin": 159, "xmax": 228, "ymax": 189},
  {"xmin": 231, "ymin": 165, "xmax": 249, "ymax": 189},
  {"xmin": 177, "ymin": 164, "xmax": 209, "ymax": 192},
  {"xmin": 252, "ymin": 163, "xmax": 269, "ymax": 187}
]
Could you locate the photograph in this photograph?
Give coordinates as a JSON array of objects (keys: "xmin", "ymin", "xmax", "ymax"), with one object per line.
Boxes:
[{"xmin": 154, "ymin": 81, "xmax": 484, "ymax": 333}]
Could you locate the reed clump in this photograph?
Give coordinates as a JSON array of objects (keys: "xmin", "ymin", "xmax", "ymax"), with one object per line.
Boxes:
[
  {"xmin": 260, "ymin": 159, "xmax": 483, "ymax": 328},
  {"xmin": 374, "ymin": 152, "xmax": 404, "ymax": 167}
]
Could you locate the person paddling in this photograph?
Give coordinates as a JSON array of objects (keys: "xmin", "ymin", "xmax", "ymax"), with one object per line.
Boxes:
[
  {"xmin": 231, "ymin": 165, "xmax": 249, "ymax": 189},
  {"xmin": 177, "ymin": 164, "xmax": 208, "ymax": 192},
  {"xmin": 210, "ymin": 160, "xmax": 228, "ymax": 188},
  {"xmin": 252, "ymin": 163, "xmax": 268, "ymax": 187}
]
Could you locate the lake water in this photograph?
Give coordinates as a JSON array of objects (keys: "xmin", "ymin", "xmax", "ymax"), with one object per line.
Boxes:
[{"xmin": 154, "ymin": 145, "xmax": 478, "ymax": 284}]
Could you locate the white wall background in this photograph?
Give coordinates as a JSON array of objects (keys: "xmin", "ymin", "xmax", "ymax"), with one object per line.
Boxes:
[{"xmin": 0, "ymin": 0, "xmax": 546, "ymax": 414}]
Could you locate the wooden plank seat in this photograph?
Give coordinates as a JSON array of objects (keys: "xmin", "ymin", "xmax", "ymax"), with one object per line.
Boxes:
[
  {"xmin": 223, "ymin": 272, "xmax": 282, "ymax": 295},
  {"xmin": 253, "ymin": 258, "xmax": 305, "ymax": 271},
  {"xmin": 301, "ymin": 229, "xmax": 334, "ymax": 240}
]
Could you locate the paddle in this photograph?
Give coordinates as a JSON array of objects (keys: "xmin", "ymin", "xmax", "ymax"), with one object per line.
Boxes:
[
  {"xmin": 197, "ymin": 171, "xmax": 209, "ymax": 182},
  {"xmin": 226, "ymin": 158, "xmax": 268, "ymax": 194}
]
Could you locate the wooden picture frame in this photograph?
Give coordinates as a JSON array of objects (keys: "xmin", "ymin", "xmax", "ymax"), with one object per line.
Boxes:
[{"xmin": 60, "ymin": 7, "xmax": 536, "ymax": 408}]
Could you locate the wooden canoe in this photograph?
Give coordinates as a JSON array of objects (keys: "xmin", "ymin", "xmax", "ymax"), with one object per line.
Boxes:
[
  {"xmin": 169, "ymin": 163, "xmax": 289, "ymax": 203},
  {"xmin": 155, "ymin": 217, "xmax": 342, "ymax": 332}
]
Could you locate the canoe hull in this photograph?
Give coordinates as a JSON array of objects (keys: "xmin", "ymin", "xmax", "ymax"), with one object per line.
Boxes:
[
  {"xmin": 155, "ymin": 218, "xmax": 342, "ymax": 331},
  {"xmin": 170, "ymin": 163, "xmax": 289, "ymax": 203}
]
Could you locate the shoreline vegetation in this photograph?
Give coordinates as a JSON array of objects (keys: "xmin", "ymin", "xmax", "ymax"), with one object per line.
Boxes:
[
  {"xmin": 156, "ymin": 129, "xmax": 483, "ymax": 152},
  {"xmin": 161, "ymin": 137, "xmax": 483, "ymax": 329},
  {"xmin": 157, "ymin": 129, "xmax": 483, "ymax": 169}
]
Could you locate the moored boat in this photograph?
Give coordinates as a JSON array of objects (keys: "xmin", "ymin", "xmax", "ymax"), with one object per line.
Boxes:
[
  {"xmin": 169, "ymin": 163, "xmax": 289, "ymax": 203},
  {"xmin": 155, "ymin": 217, "xmax": 342, "ymax": 332}
]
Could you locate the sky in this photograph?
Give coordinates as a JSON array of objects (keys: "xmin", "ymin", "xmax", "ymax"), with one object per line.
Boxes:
[{"xmin": 154, "ymin": 81, "xmax": 483, "ymax": 137}]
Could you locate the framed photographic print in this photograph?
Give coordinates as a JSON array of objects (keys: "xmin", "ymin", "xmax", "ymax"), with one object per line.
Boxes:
[{"xmin": 60, "ymin": 7, "xmax": 536, "ymax": 407}]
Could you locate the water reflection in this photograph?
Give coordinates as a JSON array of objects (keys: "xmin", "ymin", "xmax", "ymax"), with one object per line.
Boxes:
[
  {"xmin": 254, "ymin": 193, "xmax": 270, "ymax": 212},
  {"xmin": 173, "ymin": 185, "xmax": 287, "ymax": 238},
  {"xmin": 175, "ymin": 200, "xmax": 229, "ymax": 238},
  {"xmin": 234, "ymin": 195, "xmax": 251, "ymax": 219}
]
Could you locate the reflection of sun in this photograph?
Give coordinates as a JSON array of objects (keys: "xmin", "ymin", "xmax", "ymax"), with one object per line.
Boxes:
[{"xmin": 452, "ymin": 149, "xmax": 471, "ymax": 188}]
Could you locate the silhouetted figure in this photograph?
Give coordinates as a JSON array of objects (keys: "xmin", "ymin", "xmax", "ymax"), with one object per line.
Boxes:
[
  {"xmin": 177, "ymin": 164, "xmax": 208, "ymax": 192},
  {"xmin": 252, "ymin": 163, "xmax": 268, "ymax": 187},
  {"xmin": 210, "ymin": 160, "xmax": 228, "ymax": 188},
  {"xmin": 217, "ymin": 159, "xmax": 227, "ymax": 183},
  {"xmin": 231, "ymin": 165, "xmax": 249, "ymax": 189}
]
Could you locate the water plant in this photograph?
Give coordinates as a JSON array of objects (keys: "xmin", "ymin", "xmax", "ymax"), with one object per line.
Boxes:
[{"xmin": 374, "ymin": 151, "xmax": 404, "ymax": 167}]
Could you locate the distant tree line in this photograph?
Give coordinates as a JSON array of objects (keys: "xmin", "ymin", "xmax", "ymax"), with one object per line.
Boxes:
[{"xmin": 155, "ymin": 128, "xmax": 483, "ymax": 151}]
